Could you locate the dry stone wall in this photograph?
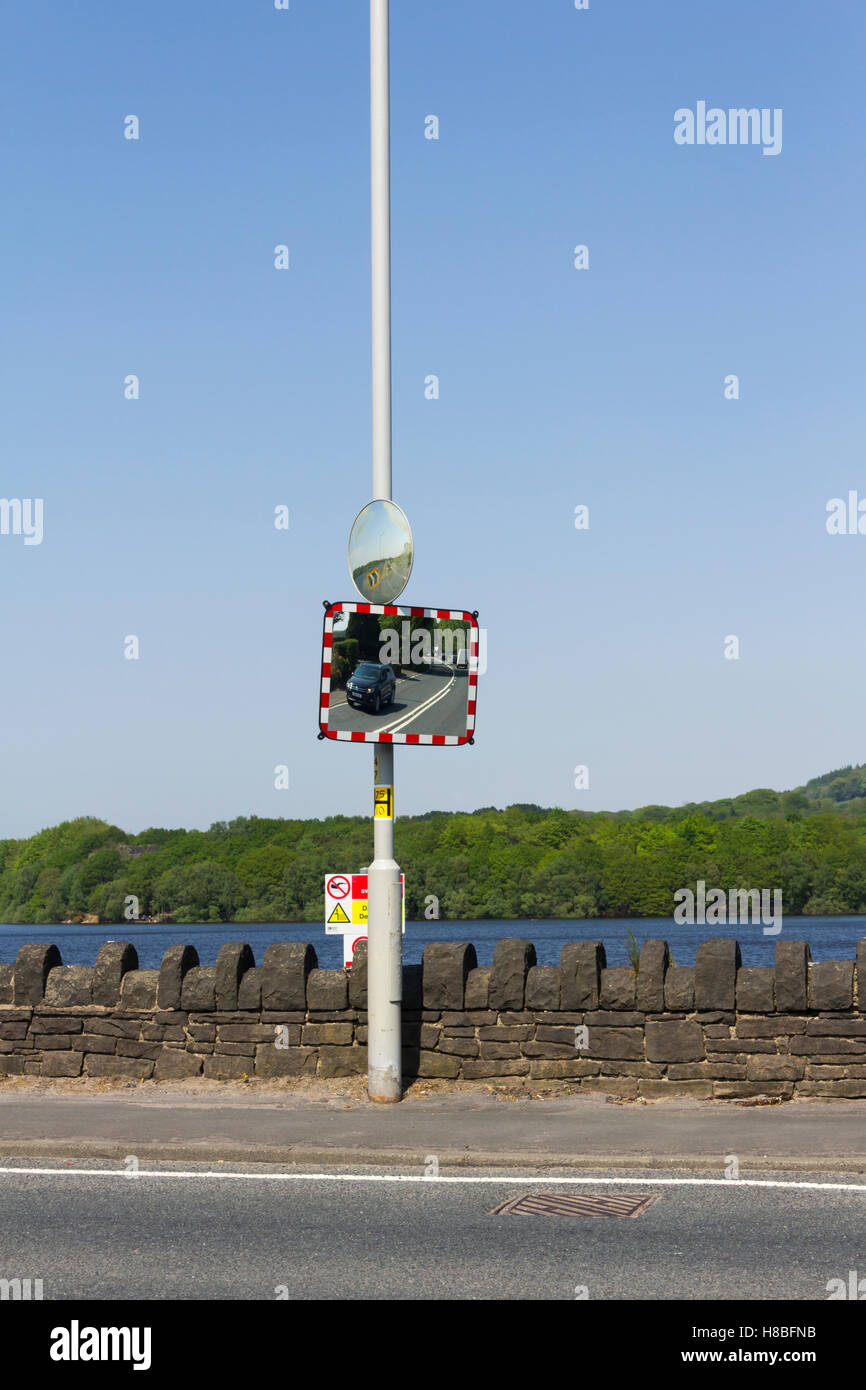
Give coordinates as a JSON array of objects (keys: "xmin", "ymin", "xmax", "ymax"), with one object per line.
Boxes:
[{"xmin": 2, "ymin": 936, "xmax": 866, "ymax": 1097}]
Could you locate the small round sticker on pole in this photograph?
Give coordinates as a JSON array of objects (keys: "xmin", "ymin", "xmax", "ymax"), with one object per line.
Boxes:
[{"xmin": 348, "ymin": 499, "xmax": 413, "ymax": 603}]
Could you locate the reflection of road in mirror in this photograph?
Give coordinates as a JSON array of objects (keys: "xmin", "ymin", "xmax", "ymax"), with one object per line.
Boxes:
[
  {"xmin": 351, "ymin": 552, "xmax": 411, "ymax": 603},
  {"xmin": 328, "ymin": 662, "xmax": 469, "ymax": 737}
]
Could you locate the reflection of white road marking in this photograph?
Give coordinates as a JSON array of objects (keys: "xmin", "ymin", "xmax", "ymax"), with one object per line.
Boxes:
[{"xmin": 376, "ymin": 668, "xmax": 456, "ymax": 735}]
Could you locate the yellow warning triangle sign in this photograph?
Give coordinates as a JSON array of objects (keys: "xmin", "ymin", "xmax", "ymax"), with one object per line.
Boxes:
[{"xmin": 328, "ymin": 902, "xmax": 350, "ymax": 925}]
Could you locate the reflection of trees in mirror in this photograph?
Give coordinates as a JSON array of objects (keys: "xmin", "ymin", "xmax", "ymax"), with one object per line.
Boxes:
[
  {"xmin": 351, "ymin": 542, "xmax": 411, "ymax": 582},
  {"xmin": 377, "ymin": 619, "xmax": 469, "ymax": 668},
  {"xmin": 331, "ymin": 614, "xmax": 381, "ymax": 685}
]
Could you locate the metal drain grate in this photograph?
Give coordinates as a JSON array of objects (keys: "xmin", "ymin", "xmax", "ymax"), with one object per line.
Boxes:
[{"xmin": 490, "ymin": 1191, "xmax": 659, "ymax": 1218}]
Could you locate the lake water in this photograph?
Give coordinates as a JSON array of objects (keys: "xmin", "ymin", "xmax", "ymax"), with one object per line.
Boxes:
[{"xmin": 1, "ymin": 917, "xmax": 864, "ymax": 972}]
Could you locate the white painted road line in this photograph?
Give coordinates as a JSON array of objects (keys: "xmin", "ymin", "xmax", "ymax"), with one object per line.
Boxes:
[
  {"xmin": 376, "ymin": 668, "xmax": 456, "ymax": 735},
  {"xmin": 1, "ymin": 1167, "xmax": 865, "ymax": 1191}
]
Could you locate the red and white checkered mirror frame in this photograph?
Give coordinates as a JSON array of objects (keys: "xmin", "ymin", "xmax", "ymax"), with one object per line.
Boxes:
[{"xmin": 319, "ymin": 601, "xmax": 478, "ymax": 745}]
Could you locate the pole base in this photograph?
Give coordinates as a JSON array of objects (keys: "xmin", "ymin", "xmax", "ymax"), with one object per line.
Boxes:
[
  {"xmin": 367, "ymin": 1063, "xmax": 402, "ymax": 1104},
  {"xmin": 368, "ymin": 1089, "xmax": 402, "ymax": 1104}
]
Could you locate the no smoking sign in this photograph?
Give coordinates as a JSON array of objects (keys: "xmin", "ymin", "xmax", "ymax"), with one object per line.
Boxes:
[{"xmin": 324, "ymin": 872, "xmax": 405, "ymax": 936}]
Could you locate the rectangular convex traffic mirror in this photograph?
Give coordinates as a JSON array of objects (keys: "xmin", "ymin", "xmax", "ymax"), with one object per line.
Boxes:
[{"xmin": 319, "ymin": 602, "xmax": 478, "ymax": 744}]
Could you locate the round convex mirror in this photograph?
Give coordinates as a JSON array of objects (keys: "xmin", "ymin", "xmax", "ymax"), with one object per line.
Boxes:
[{"xmin": 347, "ymin": 499, "xmax": 414, "ymax": 603}]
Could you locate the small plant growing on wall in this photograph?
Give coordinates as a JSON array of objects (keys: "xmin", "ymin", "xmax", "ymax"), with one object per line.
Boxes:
[{"xmin": 625, "ymin": 928, "xmax": 641, "ymax": 971}]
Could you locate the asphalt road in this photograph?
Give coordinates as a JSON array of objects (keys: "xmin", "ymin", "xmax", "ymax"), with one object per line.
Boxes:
[
  {"xmin": 1, "ymin": 1161, "xmax": 864, "ymax": 1300},
  {"xmin": 328, "ymin": 663, "xmax": 468, "ymax": 737}
]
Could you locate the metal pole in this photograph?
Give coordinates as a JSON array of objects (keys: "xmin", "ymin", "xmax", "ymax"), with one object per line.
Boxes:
[
  {"xmin": 370, "ymin": 0, "xmax": 391, "ymax": 503},
  {"xmin": 367, "ymin": 0, "xmax": 402, "ymax": 1103}
]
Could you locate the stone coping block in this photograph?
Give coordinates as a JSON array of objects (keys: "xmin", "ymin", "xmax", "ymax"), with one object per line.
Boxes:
[
  {"xmin": 121, "ymin": 970, "xmax": 159, "ymax": 1010},
  {"xmin": 181, "ymin": 966, "xmax": 217, "ymax": 1012},
  {"xmin": 737, "ymin": 966, "xmax": 774, "ymax": 1013},
  {"xmin": 348, "ymin": 940, "xmax": 367, "ymax": 1010},
  {"xmin": 262, "ymin": 942, "xmax": 317, "ymax": 1011},
  {"xmin": 13, "ymin": 944, "xmax": 62, "ymax": 1006},
  {"xmin": 307, "ymin": 968, "xmax": 349, "ymax": 1012},
  {"xmin": 600, "ymin": 967, "xmax": 636, "ymax": 1011},
  {"xmin": 423, "ymin": 942, "xmax": 477, "ymax": 1010},
  {"xmin": 636, "ymin": 940, "xmax": 669, "ymax": 1013},
  {"xmin": 526, "ymin": 965, "xmax": 561, "ymax": 1011},
  {"xmin": 92, "ymin": 942, "xmax": 138, "ymax": 1007},
  {"xmin": 695, "ymin": 939, "xmax": 741, "ymax": 1011},
  {"xmin": 489, "ymin": 939, "xmax": 536, "ymax": 1011},
  {"xmin": 560, "ymin": 942, "xmax": 605, "ymax": 1010},
  {"xmin": 465, "ymin": 966, "xmax": 490, "ymax": 1010},
  {"xmin": 809, "ymin": 960, "xmax": 854, "ymax": 1012},
  {"xmin": 665, "ymin": 966, "xmax": 694, "ymax": 1011},
  {"xmin": 238, "ymin": 967, "xmax": 263, "ymax": 1011},
  {"xmin": 44, "ymin": 966, "xmax": 94, "ymax": 1008},
  {"xmin": 775, "ymin": 941, "xmax": 810, "ymax": 1013},
  {"xmin": 215, "ymin": 942, "xmax": 255, "ymax": 1011},
  {"xmin": 158, "ymin": 944, "xmax": 199, "ymax": 1011}
]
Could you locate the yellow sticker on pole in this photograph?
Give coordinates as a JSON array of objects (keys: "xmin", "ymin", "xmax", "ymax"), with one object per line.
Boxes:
[{"xmin": 374, "ymin": 785, "xmax": 393, "ymax": 819}]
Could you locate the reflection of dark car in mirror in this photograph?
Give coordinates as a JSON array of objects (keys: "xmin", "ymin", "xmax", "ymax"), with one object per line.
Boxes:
[{"xmin": 346, "ymin": 662, "xmax": 397, "ymax": 713}]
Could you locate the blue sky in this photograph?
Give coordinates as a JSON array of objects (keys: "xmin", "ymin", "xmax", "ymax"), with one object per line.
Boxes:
[{"xmin": 1, "ymin": 0, "xmax": 864, "ymax": 838}]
